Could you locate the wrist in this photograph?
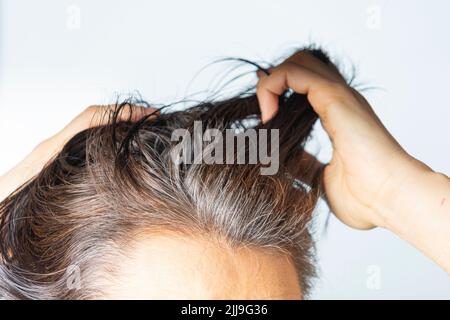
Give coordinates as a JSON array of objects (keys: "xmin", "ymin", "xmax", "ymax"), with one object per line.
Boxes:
[
  {"xmin": 24, "ymin": 137, "xmax": 60, "ymax": 177},
  {"xmin": 375, "ymin": 157, "xmax": 448, "ymax": 233},
  {"xmin": 373, "ymin": 159, "xmax": 450, "ymax": 273},
  {"xmin": 0, "ymin": 137, "xmax": 61, "ymax": 202},
  {"xmin": 371, "ymin": 155, "xmax": 434, "ymax": 229}
]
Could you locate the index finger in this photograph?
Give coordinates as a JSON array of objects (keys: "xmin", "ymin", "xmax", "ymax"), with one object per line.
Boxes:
[{"xmin": 256, "ymin": 63, "xmax": 333, "ymax": 123}]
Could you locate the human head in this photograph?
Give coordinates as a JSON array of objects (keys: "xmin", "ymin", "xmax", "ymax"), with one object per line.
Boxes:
[{"xmin": 0, "ymin": 48, "xmax": 338, "ymax": 299}]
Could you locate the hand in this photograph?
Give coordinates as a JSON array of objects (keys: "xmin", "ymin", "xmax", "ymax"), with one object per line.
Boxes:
[
  {"xmin": 0, "ymin": 105, "xmax": 157, "ymax": 202},
  {"xmin": 256, "ymin": 50, "xmax": 430, "ymax": 229}
]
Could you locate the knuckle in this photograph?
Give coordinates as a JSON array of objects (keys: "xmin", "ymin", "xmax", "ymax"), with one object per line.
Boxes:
[
  {"xmin": 326, "ymin": 81, "xmax": 349, "ymax": 95},
  {"xmin": 291, "ymin": 51, "xmax": 309, "ymax": 61},
  {"xmin": 279, "ymin": 61, "xmax": 297, "ymax": 70},
  {"xmin": 277, "ymin": 61, "xmax": 301, "ymax": 77}
]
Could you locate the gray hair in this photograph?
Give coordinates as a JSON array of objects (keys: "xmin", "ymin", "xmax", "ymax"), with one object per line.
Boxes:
[{"xmin": 0, "ymin": 48, "xmax": 337, "ymax": 299}]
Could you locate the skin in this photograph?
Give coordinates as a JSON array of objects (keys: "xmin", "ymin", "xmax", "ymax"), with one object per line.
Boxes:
[
  {"xmin": 105, "ymin": 232, "xmax": 301, "ymax": 299},
  {"xmin": 0, "ymin": 104, "xmax": 157, "ymax": 202},
  {"xmin": 256, "ymin": 51, "xmax": 450, "ymax": 273},
  {"xmin": 0, "ymin": 51, "xmax": 449, "ymax": 298}
]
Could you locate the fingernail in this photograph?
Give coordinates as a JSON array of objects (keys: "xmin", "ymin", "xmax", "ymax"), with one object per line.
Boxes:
[{"xmin": 256, "ymin": 70, "xmax": 266, "ymax": 79}]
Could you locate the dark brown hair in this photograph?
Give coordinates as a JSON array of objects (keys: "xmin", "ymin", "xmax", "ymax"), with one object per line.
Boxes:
[{"xmin": 0, "ymin": 48, "xmax": 339, "ymax": 299}]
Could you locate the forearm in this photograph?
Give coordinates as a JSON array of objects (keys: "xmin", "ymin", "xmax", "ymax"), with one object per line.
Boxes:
[
  {"xmin": 377, "ymin": 163, "xmax": 450, "ymax": 273},
  {"xmin": 0, "ymin": 139, "xmax": 58, "ymax": 202},
  {"xmin": 0, "ymin": 105, "xmax": 157, "ymax": 204}
]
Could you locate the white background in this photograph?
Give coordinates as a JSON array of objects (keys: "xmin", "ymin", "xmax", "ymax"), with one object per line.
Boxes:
[{"xmin": 0, "ymin": 0, "xmax": 449, "ymax": 298}]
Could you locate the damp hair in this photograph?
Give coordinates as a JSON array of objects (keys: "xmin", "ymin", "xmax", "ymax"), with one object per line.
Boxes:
[{"xmin": 0, "ymin": 48, "xmax": 343, "ymax": 299}]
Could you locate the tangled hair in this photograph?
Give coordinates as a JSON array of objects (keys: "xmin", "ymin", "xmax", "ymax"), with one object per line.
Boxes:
[{"xmin": 0, "ymin": 48, "xmax": 340, "ymax": 299}]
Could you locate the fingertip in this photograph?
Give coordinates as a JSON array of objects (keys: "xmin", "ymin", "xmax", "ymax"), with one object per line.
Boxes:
[
  {"xmin": 258, "ymin": 94, "xmax": 279, "ymax": 124},
  {"xmin": 261, "ymin": 110, "xmax": 277, "ymax": 123},
  {"xmin": 256, "ymin": 70, "xmax": 265, "ymax": 79}
]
